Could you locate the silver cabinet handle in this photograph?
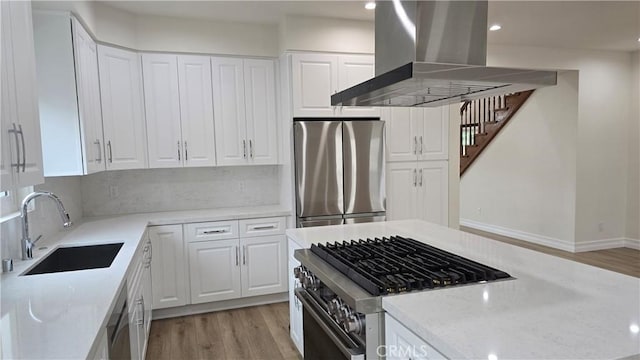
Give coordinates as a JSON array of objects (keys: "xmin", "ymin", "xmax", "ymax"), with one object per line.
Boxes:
[
  {"xmin": 413, "ymin": 136, "xmax": 417, "ymax": 155},
  {"xmin": 177, "ymin": 141, "xmax": 181, "ymax": 161},
  {"xmin": 8, "ymin": 123, "xmax": 20, "ymax": 170},
  {"xmin": 184, "ymin": 141, "xmax": 188, "ymax": 161},
  {"xmin": 242, "ymin": 245, "xmax": 246, "ymax": 265},
  {"xmin": 235, "ymin": 246, "xmax": 239, "ymax": 266},
  {"xmin": 249, "ymin": 140, "xmax": 253, "ymax": 159},
  {"xmin": 419, "ymin": 169, "xmax": 423, "ymax": 186},
  {"xmin": 419, "ymin": 135, "xmax": 423, "ymax": 154},
  {"xmin": 140, "ymin": 295, "xmax": 145, "ymax": 327},
  {"xmin": 252, "ymin": 225, "xmax": 275, "ymax": 230},
  {"xmin": 413, "ymin": 169, "xmax": 417, "ymax": 187},
  {"xmin": 242, "ymin": 139, "xmax": 247, "ymax": 159},
  {"xmin": 107, "ymin": 141, "xmax": 113, "ymax": 163},
  {"xmin": 148, "ymin": 240, "xmax": 153, "ymax": 263},
  {"xmin": 17, "ymin": 125, "xmax": 25, "ymax": 172},
  {"xmin": 94, "ymin": 140, "xmax": 102, "ymax": 163},
  {"xmin": 203, "ymin": 229, "xmax": 226, "ymax": 234}
]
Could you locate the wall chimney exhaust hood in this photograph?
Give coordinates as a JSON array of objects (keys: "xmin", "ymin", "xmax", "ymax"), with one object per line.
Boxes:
[{"xmin": 331, "ymin": 0, "xmax": 557, "ymax": 108}]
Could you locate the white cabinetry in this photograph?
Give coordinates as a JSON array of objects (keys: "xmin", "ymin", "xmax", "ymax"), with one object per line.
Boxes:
[
  {"xmin": 0, "ymin": 1, "xmax": 44, "ymax": 190},
  {"xmin": 97, "ymin": 45, "xmax": 147, "ymax": 170},
  {"xmin": 186, "ymin": 217, "xmax": 287, "ymax": 305},
  {"xmin": 290, "ymin": 53, "xmax": 377, "ymax": 118},
  {"xmin": 387, "ymin": 161, "xmax": 448, "ymax": 225},
  {"xmin": 212, "ymin": 57, "xmax": 278, "ymax": 166},
  {"xmin": 385, "ymin": 314, "xmax": 446, "ymax": 360},
  {"xmin": 128, "ymin": 236, "xmax": 153, "ymax": 360},
  {"xmin": 384, "ymin": 107, "xmax": 448, "ymax": 162},
  {"xmin": 142, "ymin": 54, "xmax": 216, "ymax": 168},
  {"xmin": 32, "ymin": 11, "xmax": 104, "ymax": 176},
  {"xmin": 89, "ymin": 329, "xmax": 109, "ymax": 360},
  {"xmin": 149, "ymin": 225, "xmax": 187, "ymax": 309},
  {"xmin": 288, "ymin": 239, "xmax": 304, "ymax": 355}
]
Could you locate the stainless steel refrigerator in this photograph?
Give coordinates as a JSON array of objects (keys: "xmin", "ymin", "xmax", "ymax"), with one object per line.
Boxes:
[{"xmin": 293, "ymin": 119, "xmax": 386, "ymax": 228}]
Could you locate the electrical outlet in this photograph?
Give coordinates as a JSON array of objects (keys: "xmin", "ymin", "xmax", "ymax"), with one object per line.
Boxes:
[{"xmin": 109, "ymin": 185, "xmax": 119, "ymax": 199}]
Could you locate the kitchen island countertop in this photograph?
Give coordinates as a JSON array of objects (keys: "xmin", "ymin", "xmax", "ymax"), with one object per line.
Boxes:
[{"xmin": 285, "ymin": 220, "xmax": 640, "ymax": 359}]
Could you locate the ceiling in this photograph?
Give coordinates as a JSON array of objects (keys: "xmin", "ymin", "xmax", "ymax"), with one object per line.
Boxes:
[{"xmin": 104, "ymin": 0, "xmax": 640, "ymax": 52}]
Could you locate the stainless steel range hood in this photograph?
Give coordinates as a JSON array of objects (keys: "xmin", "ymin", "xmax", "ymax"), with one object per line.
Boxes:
[{"xmin": 331, "ymin": 1, "xmax": 557, "ymax": 108}]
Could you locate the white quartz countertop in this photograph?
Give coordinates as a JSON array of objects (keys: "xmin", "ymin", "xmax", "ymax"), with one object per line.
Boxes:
[
  {"xmin": 1, "ymin": 205, "xmax": 290, "ymax": 359},
  {"xmin": 286, "ymin": 220, "xmax": 640, "ymax": 359}
]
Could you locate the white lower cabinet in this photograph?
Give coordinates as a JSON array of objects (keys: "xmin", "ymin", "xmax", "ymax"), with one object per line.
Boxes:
[
  {"xmin": 128, "ymin": 236, "xmax": 153, "ymax": 360},
  {"xmin": 149, "ymin": 225, "xmax": 188, "ymax": 309},
  {"xmin": 288, "ymin": 239, "xmax": 304, "ymax": 355},
  {"xmin": 187, "ymin": 218, "xmax": 288, "ymax": 303},
  {"xmin": 386, "ymin": 161, "xmax": 449, "ymax": 226},
  {"xmin": 385, "ymin": 314, "xmax": 446, "ymax": 360}
]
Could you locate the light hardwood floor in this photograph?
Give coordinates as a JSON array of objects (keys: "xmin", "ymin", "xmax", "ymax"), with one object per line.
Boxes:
[
  {"xmin": 146, "ymin": 302, "xmax": 300, "ymax": 360},
  {"xmin": 146, "ymin": 229, "xmax": 638, "ymax": 360},
  {"xmin": 461, "ymin": 226, "xmax": 640, "ymax": 278}
]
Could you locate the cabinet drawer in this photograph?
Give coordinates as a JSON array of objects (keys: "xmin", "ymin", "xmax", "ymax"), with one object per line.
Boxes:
[
  {"xmin": 185, "ymin": 220, "xmax": 239, "ymax": 242},
  {"xmin": 239, "ymin": 217, "xmax": 285, "ymax": 237}
]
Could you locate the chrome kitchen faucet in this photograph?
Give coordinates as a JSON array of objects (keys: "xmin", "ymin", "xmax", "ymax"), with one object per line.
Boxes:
[{"xmin": 20, "ymin": 192, "xmax": 73, "ymax": 260}]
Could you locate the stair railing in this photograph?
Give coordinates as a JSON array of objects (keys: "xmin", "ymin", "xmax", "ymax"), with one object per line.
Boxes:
[{"xmin": 460, "ymin": 94, "xmax": 507, "ymax": 157}]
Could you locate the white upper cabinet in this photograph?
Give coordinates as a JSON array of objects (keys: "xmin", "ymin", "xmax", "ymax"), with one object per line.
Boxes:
[
  {"xmin": 143, "ymin": 54, "xmax": 216, "ymax": 168},
  {"xmin": 291, "ymin": 53, "xmax": 378, "ymax": 118},
  {"xmin": 178, "ymin": 55, "xmax": 216, "ymax": 167},
  {"xmin": 384, "ymin": 107, "xmax": 449, "ymax": 162},
  {"xmin": 98, "ymin": 45, "xmax": 147, "ymax": 170},
  {"xmin": 32, "ymin": 11, "xmax": 104, "ymax": 176},
  {"xmin": 1, "ymin": 0, "xmax": 44, "ymax": 190},
  {"xmin": 337, "ymin": 55, "xmax": 378, "ymax": 117},
  {"xmin": 291, "ymin": 53, "xmax": 338, "ymax": 117},
  {"xmin": 72, "ymin": 18, "xmax": 105, "ymax": 174},
  {"xmin": 212, "ymin": 57, "xmax": 278, "ymax": 166},
  {"xmin": 142, "ymin": 54, "xmax": 183, "ymax": 168}
]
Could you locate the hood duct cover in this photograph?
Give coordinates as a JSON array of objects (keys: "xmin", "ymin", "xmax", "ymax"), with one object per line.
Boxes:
[{"xmin": 331, "ymin": 1, "xmax": 557, "ymax": 107}]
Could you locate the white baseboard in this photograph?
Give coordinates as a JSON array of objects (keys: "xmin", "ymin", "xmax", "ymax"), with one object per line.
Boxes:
[
  {"xmin": 460, "ymin": 219, "xmax": 575, "ymax": 252},
  {"xmin": 624, "ymin": 238, "xmax": 640, "ymax": 250},
  {"xmin": 151, "ymin": 292, "xmax": 288, "ymax": 320},
  {"xmin": 461, "ymin": 219, "xmax": 640, "ymax": 253}
]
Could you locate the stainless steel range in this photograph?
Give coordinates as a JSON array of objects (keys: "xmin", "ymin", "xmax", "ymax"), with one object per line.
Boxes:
[{"xmin": 294, "ymin": 236, "xmax": 511, "ymax": 359}]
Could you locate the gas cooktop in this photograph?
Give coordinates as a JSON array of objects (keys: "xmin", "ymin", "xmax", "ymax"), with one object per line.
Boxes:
[{"xmin": 310, "ymin": 235, "xmax": 511, "ymax": 296}]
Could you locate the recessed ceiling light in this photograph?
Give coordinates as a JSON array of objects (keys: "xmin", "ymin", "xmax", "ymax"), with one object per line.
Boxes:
[
  {"xmin": 365, "ymin": 2, "xmax": 376, "ymax": 10},
  {"xmin": 637, "ymin": 37, "xmax": 640, "ymax": 42},
  {"xmin": 489, "ymin": 24, "xmax": 502, "ymax": 31}
]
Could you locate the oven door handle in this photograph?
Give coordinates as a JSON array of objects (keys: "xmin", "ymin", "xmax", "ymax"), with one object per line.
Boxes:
[{"xmin": 295, "ymin": 289, "xmax": 365, "ymax": 360}]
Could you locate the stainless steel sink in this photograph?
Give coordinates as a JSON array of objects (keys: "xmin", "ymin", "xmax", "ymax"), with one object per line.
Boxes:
[{"xmin": 23, "ymin": 243, "xmax": 124, "ymax": 276}]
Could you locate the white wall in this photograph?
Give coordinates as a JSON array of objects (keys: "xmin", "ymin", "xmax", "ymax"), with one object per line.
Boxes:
[
  {"xmin": 486, "ymin": 45, "xmax": 633, "ymax": 246},
  {"xmin": 627, "ymin": 51, "xmax": 640, "ymax": 241},
  {"xmin": 279, "ymin": 15, "xmax": 374, "ymax": 54},
  {"xmin": 461, "ymin": 71, "xmax": 579, "ymax": 249},
  {"xmin": 80, "ymin": 167, "xmax": 280, "ymax": 217},
  {"xmin": 0, "ymin": 177, "xmax": 83, "ymax": 260}
]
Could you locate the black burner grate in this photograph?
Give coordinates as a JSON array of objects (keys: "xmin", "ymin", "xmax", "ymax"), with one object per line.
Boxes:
[{"xmin": 310, "ymin": 236, "xmax": 510, "ymax": 296}]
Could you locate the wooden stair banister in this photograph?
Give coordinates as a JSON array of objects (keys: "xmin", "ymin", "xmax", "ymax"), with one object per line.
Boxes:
[{"xmin": 459, "ymin": 90, "xmax": 534, "ymax": 176}]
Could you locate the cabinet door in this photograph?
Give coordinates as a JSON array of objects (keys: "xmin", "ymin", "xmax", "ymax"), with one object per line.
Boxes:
[
  {"xmin": 142, "ymin": 54, "xmax": 183, "ymax": 168},
  {"xmin": 288, "ymin": 239, "xmax": 304, "ymax": 355},
  {"xmin": 129, "ymin": 278, "xmax": 143, "ymax": 360},
  {"xmin": 386, "ymin": 162, "xmax": 419, "ymax": 221},
  {"xmin": 149, "ymin": 225, "xmax": 187, "ymax": 309},
  {"xmin": 4, "ymin": 1, "xmax": 44, "ymax": 186},
  {"xmin": 384, "ymin": 108, "xmax": 423, "ymax": 162},
  {"xmin": 417, "ymin": 161, "xmax": 449, "ymax": 226},
  {"xmin": 337, "ymin": 55, "xmax": 379, "ymax": 117},
  {"xmin": 98, "ymin": 45, "xmax": 147, "ymax": 170},
  {"xmin": 178, "ymin": 55, "xmax": 216, "ymax": 167},
  {"xmin": 418, "ymin": 107, "xmax": 449, "ymax": 161},
  {"xmin": 385, "ymin": 314, "xmax": 446, "ymax": 360},
  {"xmin": 0, "ymin": 1, "xmax": 17, "ymax": 192},
  {"xmin": 291, "ymin": 53, "xmax": 338, "ymax": 117},
  {"xmin": 73, "ymin": 18, "xmax": 104, "ymax": 174},
  {"xmin": 244, "ymin": 59, "xmax": 278, "ymax": 165},
  {"xmin": 212, "ymin": 57, "xmax": 247, "ymax": 166},
  {"xmin": 188, "ymin": 239, "xmax": 241, "ymax": 303},
  {"xmin": 241, "ymin": 235, "xmax": 287, "ymax": 297}
]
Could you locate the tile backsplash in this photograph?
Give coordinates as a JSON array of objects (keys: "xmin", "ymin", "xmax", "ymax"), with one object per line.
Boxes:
[{"xmin": 81, "ymin": 166, "xmax": 281, "ymax": 216}]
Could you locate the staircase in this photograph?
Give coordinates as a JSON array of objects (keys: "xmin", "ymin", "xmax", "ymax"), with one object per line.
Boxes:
[{"xmin": 459, "ymin": 90, "xmax": 534, "ymax": 175}]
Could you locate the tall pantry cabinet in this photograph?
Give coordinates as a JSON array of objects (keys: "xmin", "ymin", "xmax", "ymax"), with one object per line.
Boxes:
[{"xmin": 1, "ymin": 0, "xmax": 44, "ymax": 191}]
